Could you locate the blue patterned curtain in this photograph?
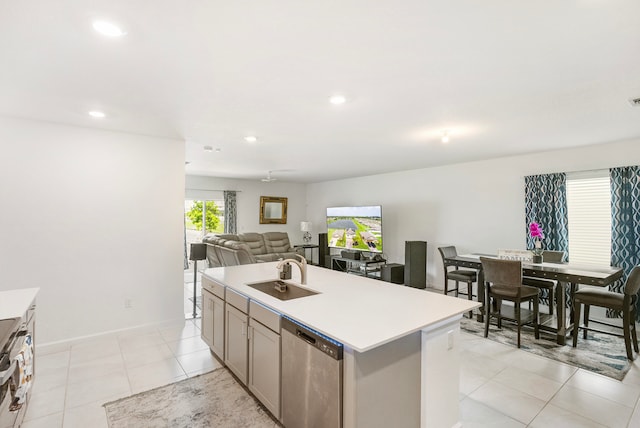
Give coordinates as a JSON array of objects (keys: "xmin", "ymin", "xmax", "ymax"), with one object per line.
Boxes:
[
  {"xmin": 224, "ymin": 191, "xmax": 237, "ymax": 234},
  {"xmin": 524, "ymin": 173, "xmax": 570, "ymax": 307},
  {"xmin": 524, "ymin": 173, "xmax": 569, "ymax": 255},
  {"xmin": 610, "ymin": 166, "xmax": 640, "ymax": 319}
]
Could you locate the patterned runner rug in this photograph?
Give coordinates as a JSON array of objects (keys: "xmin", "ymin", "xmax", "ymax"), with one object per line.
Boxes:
[
  {"xmin": 103, "ymin": 368, "xmax": 279, "ymax": 428},
  {"xmin": 460, "ymin": 317, "xmax": 632, "ymax": 381}
]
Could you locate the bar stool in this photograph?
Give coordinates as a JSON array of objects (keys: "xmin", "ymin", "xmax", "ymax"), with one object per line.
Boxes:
[
  {"xmin": 572, "ymin": 265, "xmax": 640, "ymax": 360},
  {"xmin": 480, "ymin": 257, "xmax": 540, "ymax": 348},
  {"xmin": 438, "ymin": 246, "xmax": 477, "ymax": 318}
]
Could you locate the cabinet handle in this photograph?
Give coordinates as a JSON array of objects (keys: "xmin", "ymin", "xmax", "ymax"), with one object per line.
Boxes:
[{"xmin": 242, "ymin": 321, "xmax": 247, "ymax": 336}]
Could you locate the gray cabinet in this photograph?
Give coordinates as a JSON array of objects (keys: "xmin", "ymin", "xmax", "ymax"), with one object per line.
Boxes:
[
  {"xmin": 211, "ymin": 294, "xmax": 225, "ymax": 358},
  {"xmin": 204, "ymin": 278, "xmax": 282, "ymax": 419},
  {"xmin": 202, "ymin": 277, "xmax": 226, "ymax": 360},
  {"xmin": 201, "ymin": 289, "xmax": 215, "ymax": 349},
  {"xmin": 224, "ymin": 290, "xmax": 250, "ymax": 384},
  {"xmin": 248, "ymin": 301, "xmax": 281, "ymax": 419}
]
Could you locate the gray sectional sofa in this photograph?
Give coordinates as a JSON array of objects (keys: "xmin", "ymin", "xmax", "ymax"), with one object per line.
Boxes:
[{"xmin": 202, "ymin": 232, "xmax": 303, "ymax": 267}]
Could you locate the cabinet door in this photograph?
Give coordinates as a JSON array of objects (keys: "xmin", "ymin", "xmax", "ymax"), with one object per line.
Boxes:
[
  {"xmin": 224, "ymin": 303, "xmax": 248, "ymax": 384},
  {"xmin": 211, "ymin": 294, "xmax": 225, "ymax": 359},
  {"xmin": 201, "ymin": 289, "xmax": 214, "ymax": 349},
  {"xmin": 248, "ymin": 319, "xmax": 281, "ymax": 419}
]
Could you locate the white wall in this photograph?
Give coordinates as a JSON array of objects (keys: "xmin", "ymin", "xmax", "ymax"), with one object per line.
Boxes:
[
  {"xmin": 185, "ymin": 175, "xmax": 308, "ymax": 242},
  {"xmin": 0, "ymin": 117, "xmax": 185, "ymax": 344},
  {"xmin": 306, "ymin": 138, "xmax": 640, "ymax": 289}
]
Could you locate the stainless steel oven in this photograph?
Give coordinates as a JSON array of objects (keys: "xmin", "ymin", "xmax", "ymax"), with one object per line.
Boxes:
[{"xmin": 0, "ymin": 306, "xmax": 35, "ymax": 428}]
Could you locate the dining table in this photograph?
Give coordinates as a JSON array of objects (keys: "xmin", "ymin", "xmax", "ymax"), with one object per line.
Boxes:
[{"xmin": 443, "ymin": 254, "xmax": 624, "ymax": 345}]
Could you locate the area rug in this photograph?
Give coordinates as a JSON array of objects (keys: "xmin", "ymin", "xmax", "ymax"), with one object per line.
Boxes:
[
  {"xmin": 460, "ymin": 317, "xmax": 631, "ymax": 381},
  {"xmin": 103, "ymin": 368, "xmax": 279, "ymax": 428}
]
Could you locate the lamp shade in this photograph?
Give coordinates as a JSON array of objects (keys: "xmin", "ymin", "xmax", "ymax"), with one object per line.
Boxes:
[
  {"xmin": 300, "ymin": 221, "xmax": 312, "ymax": 232},
  {"xmin": 189, "ymin": 243, "xmax": 207, "ymax": 261}
]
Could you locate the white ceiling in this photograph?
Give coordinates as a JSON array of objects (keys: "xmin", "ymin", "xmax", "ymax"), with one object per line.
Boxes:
[{"xmin": 1, "ymin": 1, "xmax": 639, "ymax": 183}]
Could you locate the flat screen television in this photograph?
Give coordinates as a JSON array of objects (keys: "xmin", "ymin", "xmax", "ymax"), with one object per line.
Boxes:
[{"xmin": 326, "ymin": 205, "xmax": 383, "ymax": 253}]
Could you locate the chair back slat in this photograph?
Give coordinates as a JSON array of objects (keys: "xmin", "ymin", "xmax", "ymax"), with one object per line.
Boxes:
[
  {"xmin": 480, "ymin": 257, "xmax": 522, "ymax": 287},
  {"xmin": 624, "ymin": 266, "xmax": 640, "ymax": 297},
  {"xmin": 438, "ymin": 246, "xmax": 457, "ymax": 260}
]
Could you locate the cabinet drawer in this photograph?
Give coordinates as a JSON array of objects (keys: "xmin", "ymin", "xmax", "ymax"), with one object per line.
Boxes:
[
  {"xmin": 202, "ymin": 276, "xmax": 225, "ymax": 299},
  {"xmin": 249, "ymin": 300, "xmax": 281, "ymax": 333},
  {"xmin": 226, "ymin": 288, "xmax": 249, "ymax": 313}
]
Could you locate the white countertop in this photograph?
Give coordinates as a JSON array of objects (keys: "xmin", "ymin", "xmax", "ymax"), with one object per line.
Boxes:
[
  {"xmin": 0, "ymin": 288, "xmax": 39, "ymax": 319},
  {"xmin": 204, "ymin": 263, "xmax": 479, "ymax": 352}
]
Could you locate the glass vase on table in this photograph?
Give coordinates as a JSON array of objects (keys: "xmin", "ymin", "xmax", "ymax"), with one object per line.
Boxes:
[{"xmin": 532, "ymin": 240, "xmax": 543, "ymax": 263}]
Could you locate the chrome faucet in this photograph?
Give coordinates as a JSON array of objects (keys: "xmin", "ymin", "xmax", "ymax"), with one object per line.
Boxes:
[{"xmin": 276, "ymin": 255, "xmax": 307, "ymax": 285}]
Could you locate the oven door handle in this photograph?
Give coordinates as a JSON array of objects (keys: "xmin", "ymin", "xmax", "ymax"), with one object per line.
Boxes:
[{"xmin": 0, "ymin": 360, "xmax": 16, "ymax": 385}]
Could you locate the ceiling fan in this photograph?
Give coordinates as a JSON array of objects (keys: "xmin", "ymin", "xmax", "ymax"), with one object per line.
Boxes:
[
  {"xmin": 260, "ymin": 169, "xmax": 295, "ymax": 182},
  {"xmin": 261, "ymin": 171, "xmax": 277, "ymax": 182}
]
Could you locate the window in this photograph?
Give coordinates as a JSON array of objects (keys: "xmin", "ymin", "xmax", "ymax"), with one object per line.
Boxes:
[
  {"xmin": 566, "ymin": 170, "xmax": 611, "ymax": 266},
  {"xmin": 185, "ymin": 199, "xmax": 225, "ymax": 260}
]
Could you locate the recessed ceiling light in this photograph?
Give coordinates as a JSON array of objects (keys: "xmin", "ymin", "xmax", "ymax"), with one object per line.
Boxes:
[
  {"xmin": 88, "ymin": 111, "xmax": 106, "ymax": 118},
  {"xmin": 92, "ymin": 20, "xmax": 126, "ymax": 38},
  {"xmin": 441, "ymin": 130, "xmax": 450, "ymax": 144},
  {"xmin": 329, "ymin": 95, "xmax": 347, "ymax": 105},
  {"xmin": 203, "ymin": 145, "xmax": 213, "ymax": 152},
  {"xmin": 244, "ymin": 136, "xmax": 258, "ymax": 143}
]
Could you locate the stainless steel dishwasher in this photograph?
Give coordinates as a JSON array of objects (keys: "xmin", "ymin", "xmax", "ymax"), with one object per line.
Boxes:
[{"xmin": 281, "ymin": 317, "xmax": 343, "ymax": 428}]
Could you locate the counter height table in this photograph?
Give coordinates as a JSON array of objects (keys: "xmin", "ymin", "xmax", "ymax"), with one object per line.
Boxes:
[{"xmin": 443, "ymin": 254, "xmax": 624, "ymax": 345}]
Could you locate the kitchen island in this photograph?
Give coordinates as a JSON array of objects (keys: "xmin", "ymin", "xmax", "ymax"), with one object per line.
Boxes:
[{"xmin": 203, "ymin": 262, "xmax": 478, "ymax": 428}]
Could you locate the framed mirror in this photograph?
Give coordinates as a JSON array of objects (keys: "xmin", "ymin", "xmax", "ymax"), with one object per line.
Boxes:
[{"xmin": 260, "ymin": 196, "xmax": 288, "ymax": 224}]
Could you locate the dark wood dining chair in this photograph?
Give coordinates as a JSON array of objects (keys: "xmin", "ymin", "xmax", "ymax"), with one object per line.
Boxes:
[
  {"xmin": 480, "ymin": 257, "xmax": 540, "ymax": 348},
  {"xmin": 572, "ymin": 265, "xmax": 640, "ymax": 360},
  {"xmin": 438, "ymin": 246, "xmax": 477, "ymax": 318},
  {"xmin": 523, "ymin": 250, "xmax": 565, "ymax": 315}
]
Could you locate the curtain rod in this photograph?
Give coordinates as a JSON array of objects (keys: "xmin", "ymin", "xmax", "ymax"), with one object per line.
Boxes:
[{"xmin": 524, "ymin": 164, "xmax": 638, "ymax": 178}]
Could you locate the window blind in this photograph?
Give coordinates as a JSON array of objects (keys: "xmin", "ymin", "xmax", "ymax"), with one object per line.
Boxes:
[{"xmin": 566, "ymin": 171, "xmax": 611, "ymax": 267}]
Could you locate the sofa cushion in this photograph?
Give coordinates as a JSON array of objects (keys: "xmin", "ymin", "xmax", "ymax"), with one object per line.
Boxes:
[
  {"xmin": 263, "ymin": 232, "xmax": 293, "ymax": 253},
  {"xmin": 203, "ymin": 234, "xmax": 240, "ymax": 268},
  {"xmin": 273, "ymin": 251, "xmax": 301, "ymax": 261},
  {"xmin": 205, "ymin": 243, "xmax": 223, "ymax": 268},
  {"xmin": 222, "ymin": 241, "xmax": 256, "ymax": 264},
  {"xmin": 238, "ymin": 233, "xmax": 268, "ymax": 255},
  {"xmin": 203, "ymin": 233, "xmax": 238, "ymax": 244},
  {"xmin": 255, "ymin": 254, "xmax": 279, "ymax": 263}
]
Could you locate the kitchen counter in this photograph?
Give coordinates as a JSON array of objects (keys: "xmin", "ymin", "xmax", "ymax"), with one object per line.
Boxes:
[
  {"xmin": 0, "ymin": 288, "xmax": 39, "ymax": 319},
  {"xmin": 205, "ymin": 262, "xmax": 478, "ymax": 352}
]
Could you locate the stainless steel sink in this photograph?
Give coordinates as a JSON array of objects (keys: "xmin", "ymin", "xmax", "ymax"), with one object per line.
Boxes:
[{"xmin": 246, "ymin": 280, "xmax": 319, "ymax": 301}]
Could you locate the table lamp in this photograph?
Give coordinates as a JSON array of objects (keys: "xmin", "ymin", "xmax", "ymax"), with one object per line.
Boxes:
[
  {"xmin": 301, "ymin": 221, "xmax": 312, "ymax": 244},
  {"xmin": 189, "ymin": 243, "xmax": 207, "ymax": 319}
]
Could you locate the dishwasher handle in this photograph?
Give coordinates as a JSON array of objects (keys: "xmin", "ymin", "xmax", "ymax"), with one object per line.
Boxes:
[
  {"xmin": 296, "ymin": 329, "xmax": 316, "ymax": 345},
  {"xmin": 282, "ymin": 317, "xmax": 343, "ymax": 360}
]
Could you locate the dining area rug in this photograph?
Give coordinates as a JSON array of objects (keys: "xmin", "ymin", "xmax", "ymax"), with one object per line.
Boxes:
[
  {"xmin": 460, "ymin": 317, "xmax": 632, "ymax": 381},
  {"xmin": 103, "ymin": 368, "xmax": 279, "ymax": 427}
]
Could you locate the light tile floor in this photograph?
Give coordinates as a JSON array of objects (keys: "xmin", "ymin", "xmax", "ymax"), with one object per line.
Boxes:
[{"xmin": 21, "ymin": 287, "xmax": 640, "ymax": 427}]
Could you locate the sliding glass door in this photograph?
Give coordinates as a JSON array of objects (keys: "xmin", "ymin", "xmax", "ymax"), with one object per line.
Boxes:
[{"xmin": 184, "ymin": 199, "xmax": 225, "ymax": 317}]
